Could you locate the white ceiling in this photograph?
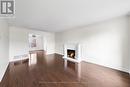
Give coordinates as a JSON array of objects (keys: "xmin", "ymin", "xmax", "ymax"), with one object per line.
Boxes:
[{"xmin": 8, "ymin": 0, "xmax": 130, "ymax": 32}]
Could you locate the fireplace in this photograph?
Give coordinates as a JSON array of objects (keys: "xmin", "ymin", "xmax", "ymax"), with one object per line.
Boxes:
[
  {"xmin": 63, "ymin": 43, "xmax": 81, "ymax": 63},
  {"xmin": 67, "ymin": 49, "xmax": 75, "ymax": 59}
]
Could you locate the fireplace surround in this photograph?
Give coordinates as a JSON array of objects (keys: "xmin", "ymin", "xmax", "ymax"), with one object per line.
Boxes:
[{"xmin": 63, "ymin": 43, "xmax": 81, "ymax": 63}]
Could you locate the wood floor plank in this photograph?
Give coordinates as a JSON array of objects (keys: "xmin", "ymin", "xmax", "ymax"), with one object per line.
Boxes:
[{"xmin": 0, "ymin": 51, "xmax": 130, "ymax": 87}]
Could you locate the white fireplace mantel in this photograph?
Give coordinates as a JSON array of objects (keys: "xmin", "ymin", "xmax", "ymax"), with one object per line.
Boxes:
[{"xmin": 63, "ymin": 43, "xmax": 81, "ymax": 63}]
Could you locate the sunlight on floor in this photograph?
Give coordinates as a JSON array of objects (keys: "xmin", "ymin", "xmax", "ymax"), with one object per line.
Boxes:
[{"xmin": 29, "ymin": 53, "xmax": 37, "ymax": 65}]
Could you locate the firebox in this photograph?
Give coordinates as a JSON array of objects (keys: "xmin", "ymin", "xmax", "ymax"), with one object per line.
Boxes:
[{"xmin": 67, "ymin": 49, "xmax": 75, "ymax": 59}]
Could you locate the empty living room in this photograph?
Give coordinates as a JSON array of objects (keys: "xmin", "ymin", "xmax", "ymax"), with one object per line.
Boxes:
[{"xmin": 0, "ymin": 0, "xmax": 130, "ymax": 87}]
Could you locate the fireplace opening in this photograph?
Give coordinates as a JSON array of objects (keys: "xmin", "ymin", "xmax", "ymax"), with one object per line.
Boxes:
[{"xmin": 67, "ymin": 49, "xmax": 75, "ymax": 59}]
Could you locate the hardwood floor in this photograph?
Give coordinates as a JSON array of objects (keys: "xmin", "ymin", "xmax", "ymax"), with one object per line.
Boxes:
[{"xmin": 0, "ymin": 52, "xmax": 130, "ymax": 87}]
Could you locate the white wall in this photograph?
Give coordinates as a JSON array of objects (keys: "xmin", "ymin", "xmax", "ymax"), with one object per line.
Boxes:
[
  {"xmin": 0, "ymin": 20, "xmax": 9, "ymax": 82},
  {"xmin": 55, "ymin": 16, "xmax": 130, "ymax": 73},
  {"xmin": 9, "ymin": 26, "xmax": 55, "ymax": 61}
]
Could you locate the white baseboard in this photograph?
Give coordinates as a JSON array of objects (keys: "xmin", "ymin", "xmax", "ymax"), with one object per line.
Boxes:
[
  {"xmin": 82, "ymin": 59, "xmax": 129, "ymax": 73},
  {"xmin": 9, "ymin": 57, "xmax": 29, "ymax": 62},
  {"xmin": 54, "ymin": 52, "xmax": 63, "ymax": 55}
]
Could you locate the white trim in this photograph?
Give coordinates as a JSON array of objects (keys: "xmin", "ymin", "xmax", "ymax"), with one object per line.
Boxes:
[
  {"xmin": 63, "ymin": 57, "xmax": 81, "ymax": 63},
  {"xmin": 10, "ymin": 57, "xmax": 29, "ymax": 62},
  {"xmin": 9, "ymin": 54, "xmax": 29, "ymax": 62},
  {"xmin": 82, "ymin": 59, "xmax": 129, "ymax": 73}
]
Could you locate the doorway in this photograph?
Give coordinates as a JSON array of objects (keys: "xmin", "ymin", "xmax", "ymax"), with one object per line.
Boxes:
[{"xmin": 28, "ymin": 34, "xmax": 43, "ymax": 51}]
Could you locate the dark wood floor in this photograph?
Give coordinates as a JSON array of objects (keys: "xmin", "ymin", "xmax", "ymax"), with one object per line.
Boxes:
[{"xmin": 0, "ymin": 51, "xmax": 130, "ymax": 87}]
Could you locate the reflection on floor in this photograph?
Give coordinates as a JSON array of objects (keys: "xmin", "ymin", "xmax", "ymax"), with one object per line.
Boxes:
[{"xmin": 0, "ymin": 52, "xmax": 130, "ymax": 87}]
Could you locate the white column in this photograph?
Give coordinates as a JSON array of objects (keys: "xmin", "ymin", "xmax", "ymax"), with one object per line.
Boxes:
[
  {"xmin": 77, "ymin": 44, "xmax": 81, "ymax": 61},
  {"xmin": 63, "ymin": 44, "xmax": 67, "ymax": 58}
]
